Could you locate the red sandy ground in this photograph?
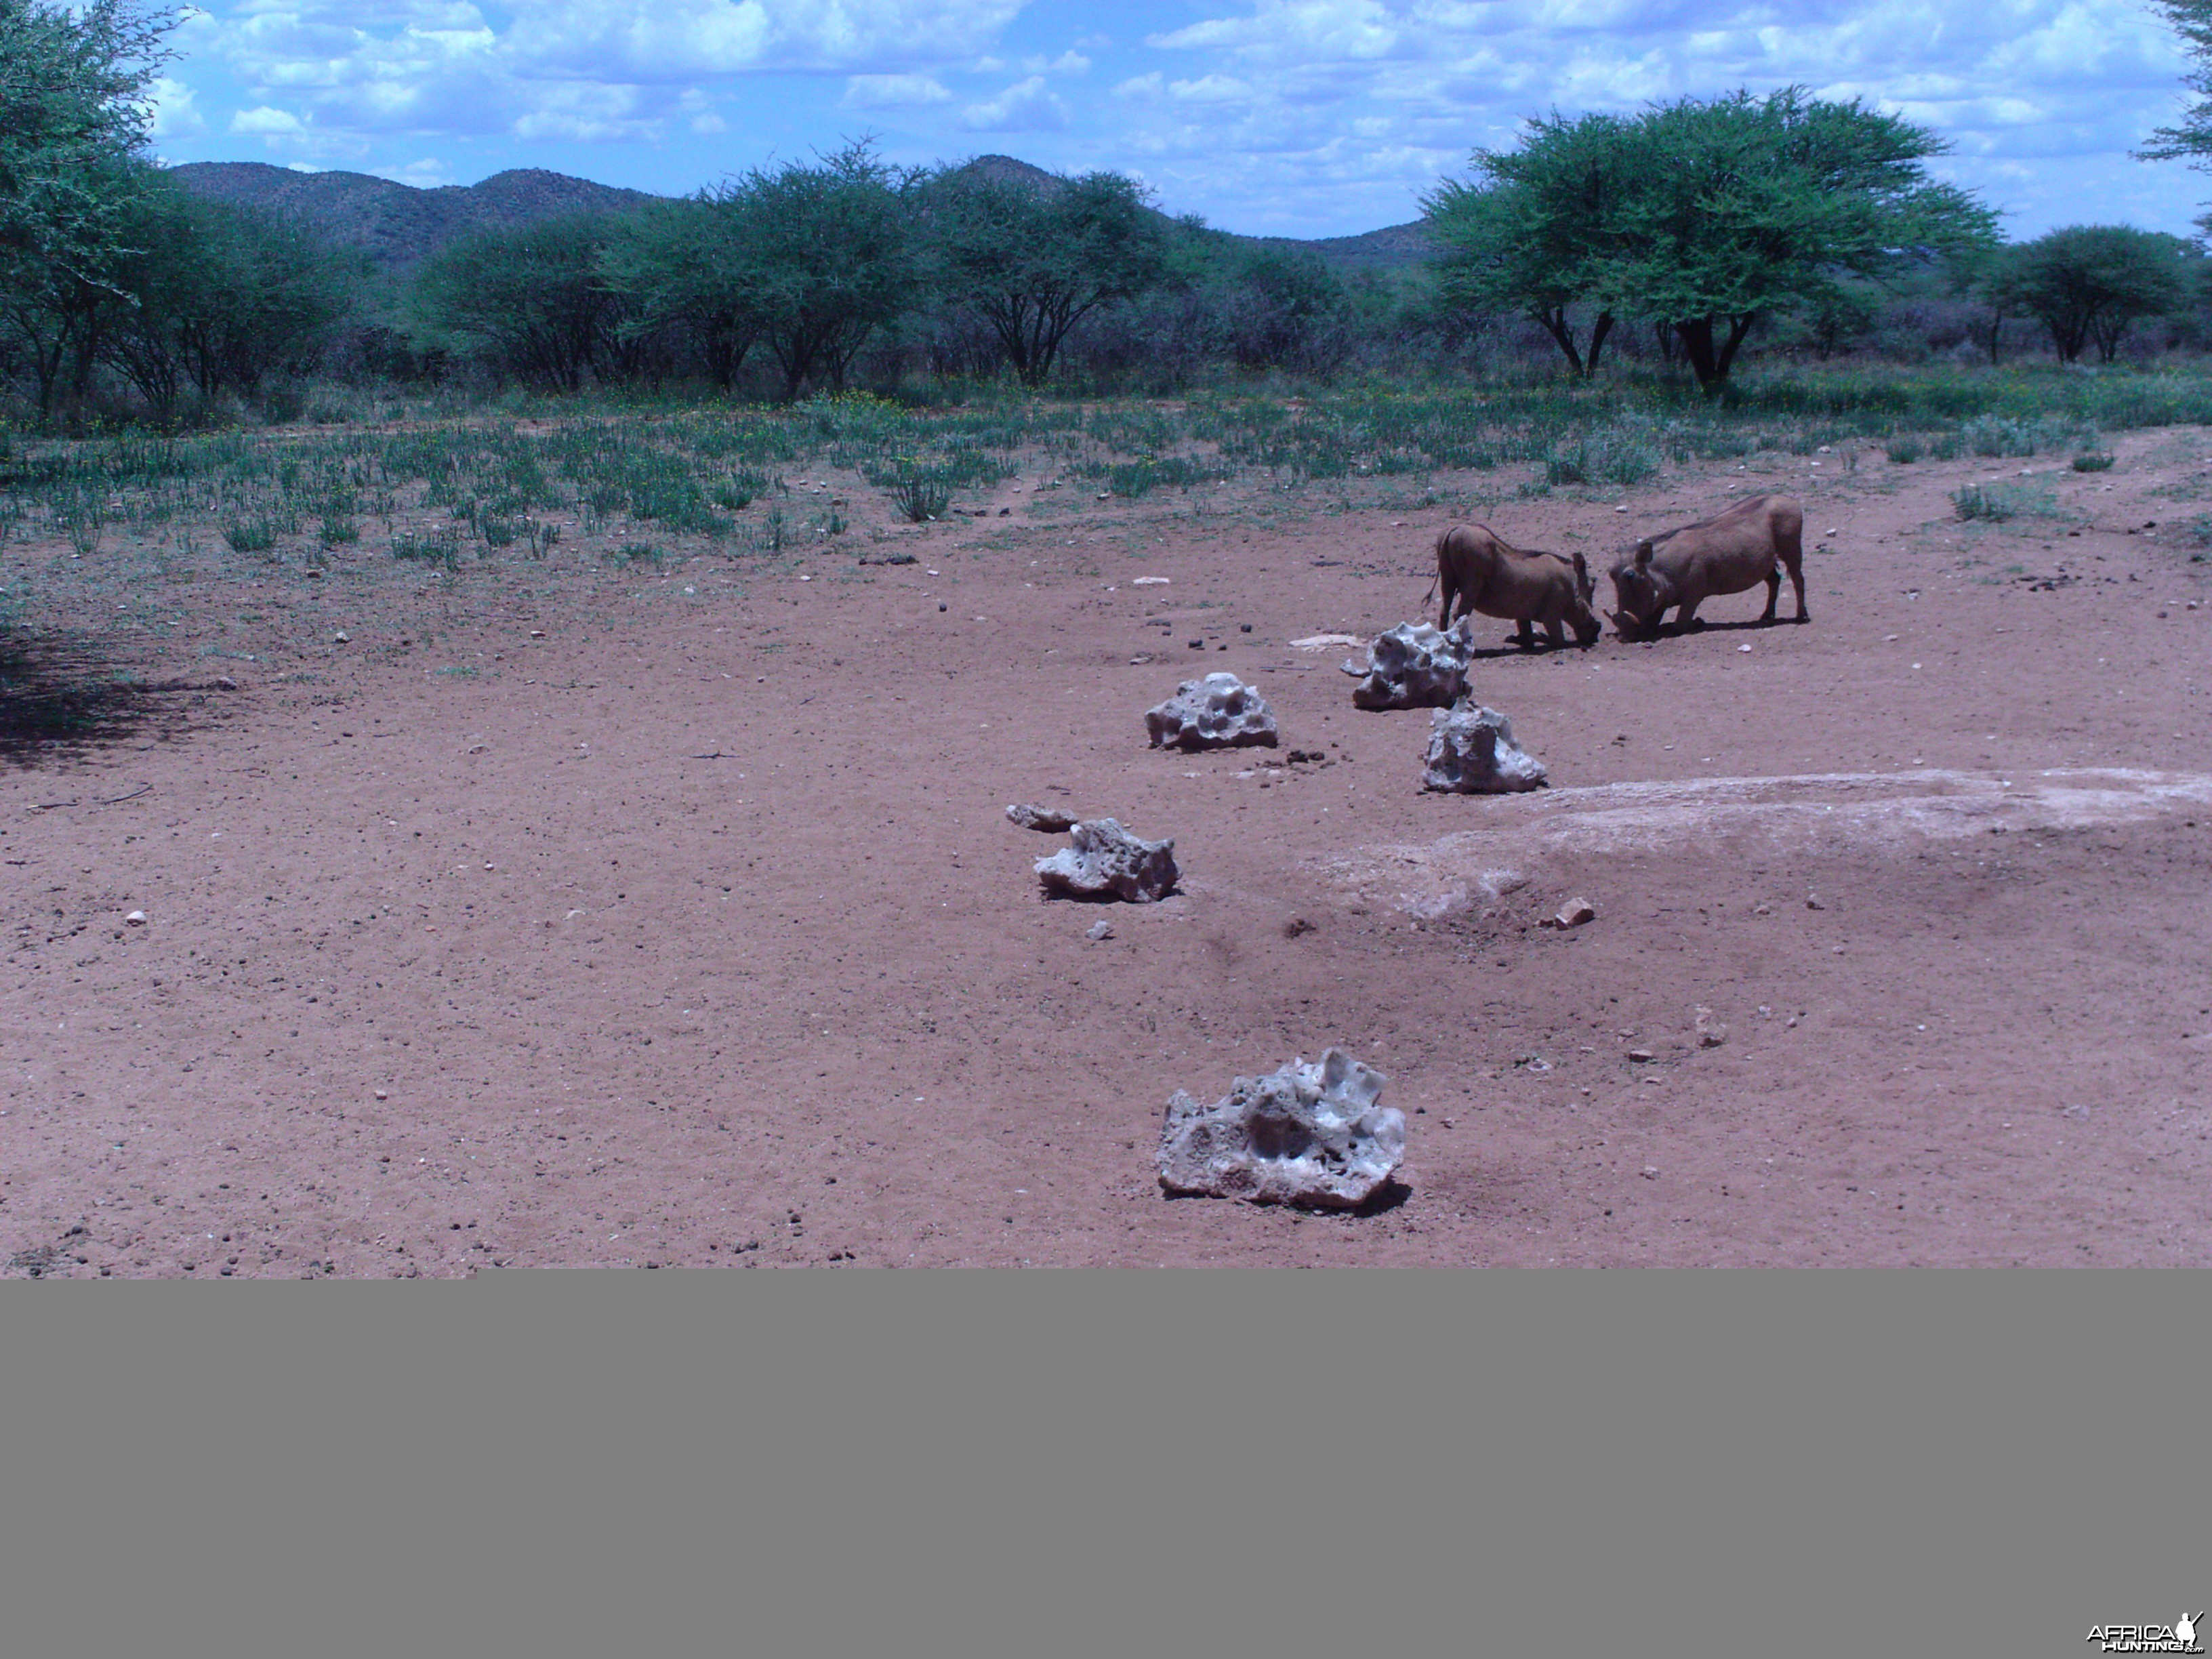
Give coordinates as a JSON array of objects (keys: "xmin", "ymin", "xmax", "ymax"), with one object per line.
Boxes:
[{"xmin": 4, "ymin": 426, "xmax": 2209, "ymax": 1270}]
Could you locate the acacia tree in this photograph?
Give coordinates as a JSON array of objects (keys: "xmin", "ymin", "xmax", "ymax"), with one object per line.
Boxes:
[
  {"xmin": 2140, "ymin": 0, "xmax": 2212, "ymax": 227},
  {"xmin": 1984, "ymin": 227, "xmax": 2194, "ymax": 363},
  {"xmin": 1426, "ymin": 89, "xmax": 1998, "ymax": 392},
  {"xmin": 104, "ymin": 182, "xmax": 357, "ymax": 421},
  {"xmin": 0, "ymin": 0, "xmax": 176, "ymax": 419},
  {"xmin": 596, "ymin": 197, "xmax": 763, "ymax": 390},
  {"xmin": 1422, "ymin": 111, "xmax": 1633, "ymax": 378},
  {"xmin": 413, "ymin": 216, "xmax": 626, "ymax": 390},
  {"xmin": 715, "ymin": 144, "xmax": 921, "ymax": 401},
  {"xmin": 923, "ymin": 166, "xmax": 1166, "ymax": 387}
]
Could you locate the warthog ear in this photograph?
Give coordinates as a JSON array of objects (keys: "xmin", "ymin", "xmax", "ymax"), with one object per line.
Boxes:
[{"xmin": 1633, "ymin": 542, "xmax": 1652, "ymax": 569}]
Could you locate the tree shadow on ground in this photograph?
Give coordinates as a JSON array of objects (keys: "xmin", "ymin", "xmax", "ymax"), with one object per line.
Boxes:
[{"xmin": 0, "ymin": 630, "xmax": 226, "ymax": 769}]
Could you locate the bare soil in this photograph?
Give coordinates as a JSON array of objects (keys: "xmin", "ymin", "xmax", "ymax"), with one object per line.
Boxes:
[{"xmin": 5, "ymin": 427, "xmax": 2209, "ymax": 1270}]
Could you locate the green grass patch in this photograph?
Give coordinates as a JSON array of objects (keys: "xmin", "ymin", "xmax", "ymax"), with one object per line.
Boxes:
[{"xmin": 1952, "ymin": 482, "xmax": 2060, "ymax": 522}]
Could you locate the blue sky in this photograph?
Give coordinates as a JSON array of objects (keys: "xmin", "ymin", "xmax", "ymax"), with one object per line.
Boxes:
[{"xmin": 146, "ymin": 0, "xmax": 2205, "ymax": 240}]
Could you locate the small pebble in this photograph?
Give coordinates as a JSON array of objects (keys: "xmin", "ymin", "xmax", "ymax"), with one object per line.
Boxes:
[
  {"xmin": 1085, "ymin": 920, "xmax": 1113, "ymax": 941},
  {"xmin": 123, "ymin": 910, "xmax": 147, "ymax": 926}
]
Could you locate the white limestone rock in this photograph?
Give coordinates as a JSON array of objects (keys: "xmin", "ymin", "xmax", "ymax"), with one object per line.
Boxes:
[
  {"xmin": 1145, "ymin": 673, "xmax": 1279, "ymax": 752},
  {"xmin": 1006, "ymin": 802, "xmax": 1079, "ymax": 832},
  {"xmin": 1342, "ymin": 621, "xmax": 1475, "ymax": 710},
  {"xmin": 1156, "ymin": 1048, "xmax": 1406, "ymax": 1208},
  {"xmin": 1036, "ymin": 818, "xmax": 1180, "ymax": 903},
  {"xmin": 1421, "ymin": 701, "xmax": 1548, "ymax": 794}
]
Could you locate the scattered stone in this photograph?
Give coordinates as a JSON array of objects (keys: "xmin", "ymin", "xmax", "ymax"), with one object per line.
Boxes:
[
  {"xmin": 1421, "ymin": 701, "xmax": 1547, "ymax": 794},
  {"xmin": 1006, "ymin": 802, "xmax": 1079, "ymax": 833},
  {"xmin": 1289, "ymin": 633, "xmax": 1364, "ymax": 651},
  {"xmin": 1754, "ymin": 902, "xmax": 1773, "ymax": 916},
  {"xmin": 1696, "ymin": 1006, "xmax": 1728, "ymax": 1048},
  {"xmin": 1156, "ymin": 1049, "xmax": 1406, "ymax": 1208},
  {"xmin": 1805, "ymin": 895, "xmax": 1826, "ymax": 910},
  {"xmin": 213, "ymin": 676, "xmax": 238, "ymax": 691},
  {"xmin": 1085, "ymin": 920, "xmax": 1114, "ymax": 942},
  {"xmin": 2060, "ymin": 1103, "xmax": 2091, "ymax": 1121},
  {"xmin": 1036, "ymin": 818, "xmax": 1180, "ymax": 903},
  {"xmin": 857, "ymin": 550, "xmax": 917, "ymax": 566},
  {"xmin": 333, "ymin": 631, "xmax": 350, "ymax": 644},
  {"xmin": 1627, "ymin": 1048, "xmax": 1656, "ymax": 1063},
  {"xmin": 123, "ymin": 910, "xmax": 147, "ymax": 926},
  {"xmin": 1341, "ymin": 621, "xmax": 1475, "ymax": 710},
  {"xmin": 1545, "ymin": 897, "xmax": 1595, "ymax": 929},
  {"xmin": 1130, "ymin": 576, "xmax": 1171, "ymax": 586},
  {"xmin": 1145, "ymin": 673, "xmax": 1279, "ymax": 752},
  {"xmin": 1641, "ymin": 1166, "xmax": 1659, "ymax": 1179},
  {"xmin": 1282, "ymin": 916, "xmax": 1315, "ymax": 938}
]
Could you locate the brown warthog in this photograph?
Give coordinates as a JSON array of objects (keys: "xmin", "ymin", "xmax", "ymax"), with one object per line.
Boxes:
[
  {"xmin": 1431, "ymin": 524, "xmax": 1600, "ymax": 649},
  {"xmin": 1607, "ymin": 494, "xmax": 1808, "ymax": 640}
]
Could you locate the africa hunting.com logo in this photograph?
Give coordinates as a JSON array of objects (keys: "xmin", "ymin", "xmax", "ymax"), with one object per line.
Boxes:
[{"xmin": 2087, "ymin": 1614, "xmax": 2205, "ymax": 1654}]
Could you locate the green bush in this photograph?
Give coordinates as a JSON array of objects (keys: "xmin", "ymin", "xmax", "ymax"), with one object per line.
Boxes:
[
  {"xmin": 223, "ymin": 518, "xmax": 275, "ymax": 553},
  {"xmin": 2071, "ymin": 452, "xmax": 2114, "ymax": 472},
  {"xmin": 1953, "ymin": 482, "xmax": 2058, "ymax": 521},
  {"xmin": 1885, "ymin": 436, "xmax": 1923, "ymax": 464}
]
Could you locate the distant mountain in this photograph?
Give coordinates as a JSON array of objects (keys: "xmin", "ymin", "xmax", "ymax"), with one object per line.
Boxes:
[
  {"xmin": 167, "ymin": 156, "xmax": 1434, "ymax": 276},
  {"xmin": 1259, "ymin": 221, "xmax": 1434, "ymax": 275},
  {"xmin": 165, "ymin": 163, "xmax": 657, "ymax": 269},
  {"xmin": 956, "ymin": 154, "xmax": 1434, "ymax": 274}
]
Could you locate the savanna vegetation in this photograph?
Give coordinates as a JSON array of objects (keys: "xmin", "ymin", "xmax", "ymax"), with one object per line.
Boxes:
[{"xmin": 4, "ymin": 0, "xmax": 2212, "ymax": 635}]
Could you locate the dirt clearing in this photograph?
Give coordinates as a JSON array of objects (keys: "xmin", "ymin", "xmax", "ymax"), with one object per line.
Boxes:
[{"xmin": 4, "ymin": 424, "xmax": 2209, "ymax": 1269}]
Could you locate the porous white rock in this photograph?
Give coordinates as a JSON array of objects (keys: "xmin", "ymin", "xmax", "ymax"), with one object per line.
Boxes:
[
  {"xmin": 1006, "ymin": 802, "xmax": 1079, "ymax": 832},
  {"xmin": 1036, "ymin": 818, "xmax": 1179, "ymax": 903},
  {"xmin": 1157, "ymin": 1048, "xmax": 1406, "ymax": 1208},
  {"xmin": 1145, "ymin": 673, "xmax": 1278, "ymax": 752},
  {"xmin": 1341, "ymin": 621, "xmax": 1475, "ymax": 710},
  {"xmin": 1421, "ymin": 701, "xmax": 1547, "ymax": 794}
]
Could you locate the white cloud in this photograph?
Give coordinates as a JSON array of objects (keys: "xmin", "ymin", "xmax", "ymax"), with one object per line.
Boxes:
[
  {"xmin": 842, "ymin": 73, "xmax": 956, "ymax": 108},
  {"xmin": 376, "ymin": 157, "xmax": 455, "ymax": 185},
  {"xmin": 960, "ymin": 75, "xmax": 1069, "ymax": 131},
  {"xmin": 194, "ymin": 0, "xmax": 1029, "ymax": 148},
  {"xmin": 1094, "ymin": 0, "xmax": 2200, "ymax": 236},
  {"xmin": 1150, "ymin": 0, "xmax": 1401, "ymax": 63},
  {"xmin": 146, "ymin": 75, "xmax": 208, "ymax": 138},
  {"xmin": 230, "ymin": 104, "xmax": 308, "ymax": 135},
  {"xmin": 1169, "ymin": 74, "xmax": 1256, "ymax": 104}
]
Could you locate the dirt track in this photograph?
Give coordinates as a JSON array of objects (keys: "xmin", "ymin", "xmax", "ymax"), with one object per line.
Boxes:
[{"xmin": 5, "ymin": 426, "xmax": 2209, "ymax": 1269}]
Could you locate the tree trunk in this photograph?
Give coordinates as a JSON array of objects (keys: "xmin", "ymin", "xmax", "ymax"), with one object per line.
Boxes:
[
  {"xmin": 1585, "ymin": 310, "xmax": 1616, "ymax": 377},
  {"xmin": 1534, "ymin": 307, "xmax": 1588, "ymax": 377},
  {"xmin": 1674, "ymin": 313, "xmax": 1759, "ymax": 393}
]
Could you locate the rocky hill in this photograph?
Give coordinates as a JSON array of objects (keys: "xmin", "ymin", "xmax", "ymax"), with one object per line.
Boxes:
[
  {"xmin": 166, "ymin": 156, "xmax": 1433, "ymax": 275},
  {"xmin": 165, "ymin": 163, "xmax": 656, "ymax": 269}
]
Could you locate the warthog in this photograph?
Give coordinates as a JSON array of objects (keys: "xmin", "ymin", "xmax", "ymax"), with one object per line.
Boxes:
[
  {"xmin": 1431, "ymin": 524, "xmax": 1600, "ymax": 649},
  {"xmin": 1608, "ymin": 494, "xmax": 1808, "ymax": 640}
]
